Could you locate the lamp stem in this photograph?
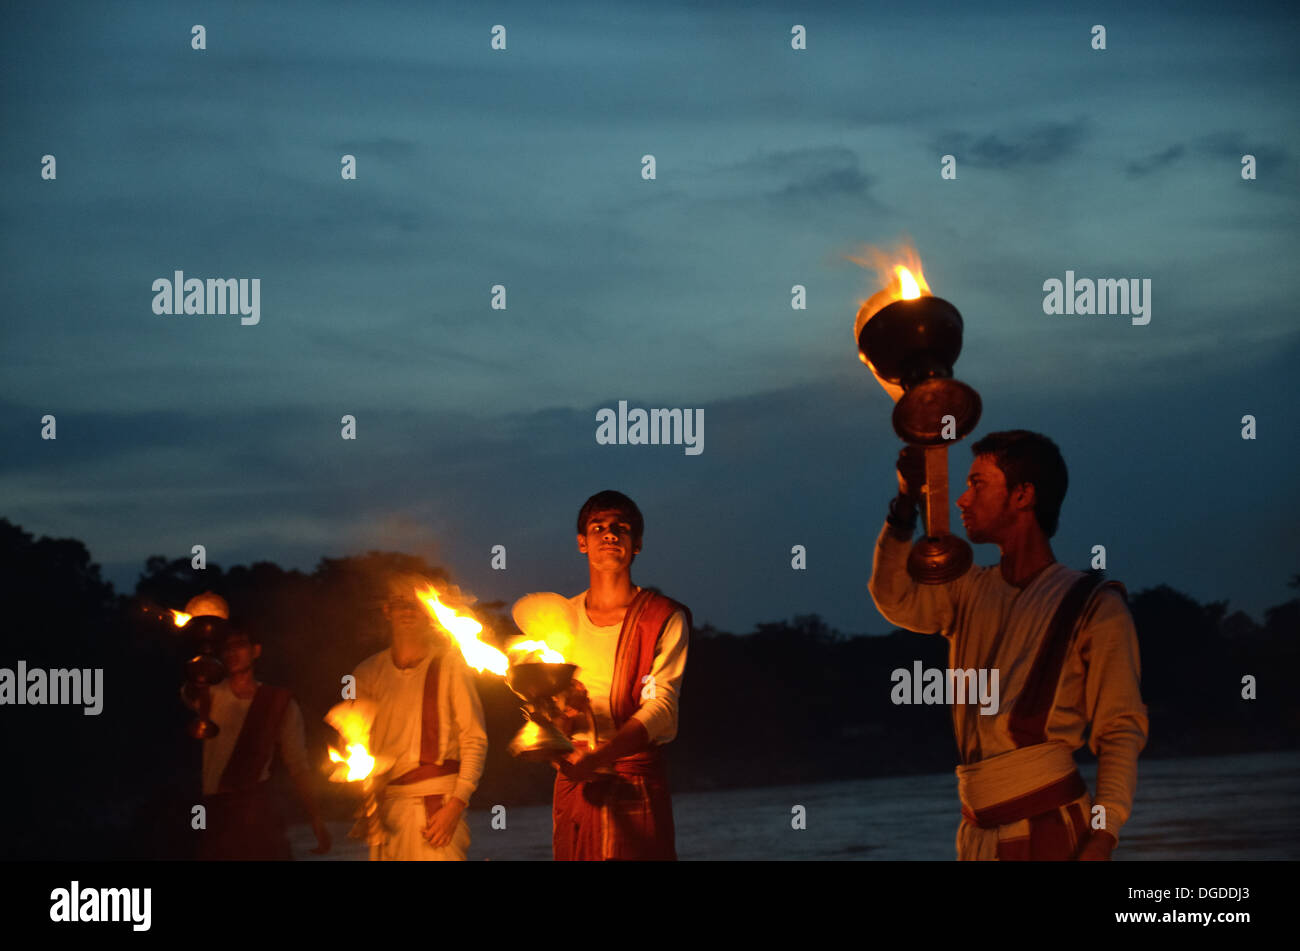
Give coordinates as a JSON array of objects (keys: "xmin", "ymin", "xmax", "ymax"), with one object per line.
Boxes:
[{"xmin": 923, "ymin": 445, "xmax": 950, "ymax": 536}]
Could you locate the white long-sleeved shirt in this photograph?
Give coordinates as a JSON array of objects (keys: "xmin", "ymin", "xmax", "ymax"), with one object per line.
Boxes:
[
  {"xmin": 352, "ymin": 641, "xmax": 487, "ymax": 806},
  {"xmin": 868, "ymin": 522, "xmax": 1149, "ymax": 838},
  {"xmin": 183, "ymin": 680, "xmax": 309, "ymax": 796},
  {"xmin": 565, "ymin": 589, "xmax": 688, "ymax": 747}
]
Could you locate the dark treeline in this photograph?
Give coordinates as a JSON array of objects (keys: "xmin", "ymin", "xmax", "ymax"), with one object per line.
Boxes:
[{"xmin": 2, "ymin": 516, "xmax": 1297, "ymax": 859}]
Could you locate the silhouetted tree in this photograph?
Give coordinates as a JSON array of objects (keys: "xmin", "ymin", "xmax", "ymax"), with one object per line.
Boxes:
[{"xmin": 4, "ymin": 518, "xmax": 1299, "ymax": 857}]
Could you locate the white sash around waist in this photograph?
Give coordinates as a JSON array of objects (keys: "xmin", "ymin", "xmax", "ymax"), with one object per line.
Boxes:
[{"xmin": 955, "ymin": 741, "xmax": 1078, "ymax": 813}]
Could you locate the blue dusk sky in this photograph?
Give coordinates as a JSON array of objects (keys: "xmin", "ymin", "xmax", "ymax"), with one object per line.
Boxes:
[{"xmin": 2, "ymin": 0, "xmax": 1297, "ymax": 634}]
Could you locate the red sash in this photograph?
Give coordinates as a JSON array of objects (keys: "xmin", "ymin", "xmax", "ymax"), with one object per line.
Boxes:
[
  {"xmin": 1008, "ymin": 574, "xmax": 1125, "ymax": 747},
  {"xmin": 198, "ymin": 783, "xmax": 291, "ymax": 861},
  {"xmin": 391, "ymin": 652, "xmax": 460, "ymax": 785},
  {"xmin": 993, "ymin": 574, "xmax": 1126, "ymax": 860},
  {"xmin": 218, "ymin": 685, "xmax": 291, "ymax": 793},
  {"xmin": 610, "ymin": 588, "xmax": 690, "ymax": 726},
  {"xmin": 553, "ymin": 766, "xmax": 676, "ymax": 861},
  {"xmin": 995, "ymin": 799, "xmax": 1092, "ymax": 861}
]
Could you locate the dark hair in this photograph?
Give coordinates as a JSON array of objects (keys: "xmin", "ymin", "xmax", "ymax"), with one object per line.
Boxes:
[
  {"xmin": 970, "ymin": 430, "xmax": 1068, "ymax": 537},
  {"xmin": 576, "ymin": 490, "xmax": 644, "ymax": 542}
]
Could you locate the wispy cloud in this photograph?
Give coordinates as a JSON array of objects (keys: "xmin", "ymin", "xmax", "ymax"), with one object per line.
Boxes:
[
  {"xmin": 1126, "ymin": 144, "xmax": 1186, "ymax": 177},
  {"xmin": 932, "ymin": 118, "xmax": 1089, "ymax": 169}
]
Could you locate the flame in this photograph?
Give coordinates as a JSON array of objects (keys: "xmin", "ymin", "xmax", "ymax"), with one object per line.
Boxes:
[
  {"xmin": 329, "ymin": 743, "xmax": 376, "ymax": 782},
  {"xmin": 325, "ymin": 700, "xmax": 380, "ymax": 783},
  {"xmin": 327, "ymin": 702, "xmax": 374, "ymax": 746},
  {"xmin": 849, "ymin": 241, "xmax": 933, "ymax": 335},
  {"xmin": 507, "ymin": 639, "xmax": 566, "ymax": 664},
  {"xmin": 417, "ymin": 585, "xmax": 509, "ymax": 676},
  {"xmin": 849, "ymin": 241, "xmax": 935, "ymax": 401},
  {"xmin": 896, "ymin": 266, "xmax": 921, "ymax": 300},
  {"xmin": 510, "ymin": 592, "xmax": 576, "ymax": 662},
  {"xmin": 171, "ymin": 610, "xmax": 192, "ymax": 627},
  {"xmin": 515, "ymin": 719, "xmax": 548, "ymax": 749}
]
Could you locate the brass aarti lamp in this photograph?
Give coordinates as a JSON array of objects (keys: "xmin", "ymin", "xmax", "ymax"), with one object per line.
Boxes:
[{"xmin": 856, "ymin": 260, "xmax": 981, "ymax": 584}]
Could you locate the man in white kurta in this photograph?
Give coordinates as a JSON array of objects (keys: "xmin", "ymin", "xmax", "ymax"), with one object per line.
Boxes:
[
  {"xmin": 870, "ymin": 433, "xmax": 1148, "ymax": 860},
  {"xmin": 352, "ymin": 577, "xmax": 488, "ymax": 861},
  {"xmin": 182, "ymin": 622, "xmax": 330, "ymax": 859},
  {"xmin": 548, "ymin": 491, "xmax": 691, "ymax": 860},
  {"xmin": 197, "ymin": 677, "xmax": 310, "ymax": 795},
  {"xmin": 564, "ymin": 588, "xmax": 687, "ymax": 753}
]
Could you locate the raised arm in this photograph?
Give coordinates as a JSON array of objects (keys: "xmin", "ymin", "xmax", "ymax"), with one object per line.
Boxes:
[{"xmin": 868, "ymin": 451, "xmax": 968, "ymax": 634}]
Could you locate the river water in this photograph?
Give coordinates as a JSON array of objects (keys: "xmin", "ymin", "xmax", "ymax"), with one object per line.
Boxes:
[{"xmin": 293, "ymin": 749, "xmax": 1299, "ymax": 860}]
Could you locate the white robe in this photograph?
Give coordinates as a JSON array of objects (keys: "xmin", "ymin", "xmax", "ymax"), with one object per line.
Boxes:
[
  {"xmin": 368, "ymin": 780, "xmax": 472, "ymax": 862},
  {"xmin": 181, "ymin": 680, "xmax": 309, "ymax": 795},
  {"xmin": 353, "ymin": 642, "xmax": 487, "ymax": 861},
  {"xmin": 869, "ymin": 521, "xmax": 1148, "ymax": 857}
]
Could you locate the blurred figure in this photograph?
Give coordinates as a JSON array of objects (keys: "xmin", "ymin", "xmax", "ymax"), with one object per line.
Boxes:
[
  {"xmin": 181, "ymin": 593, "xmax": 330, "ymax": 860},
  {"xmin": 350, "ymin": 573, "xmax": 487, "ymax": 860}
]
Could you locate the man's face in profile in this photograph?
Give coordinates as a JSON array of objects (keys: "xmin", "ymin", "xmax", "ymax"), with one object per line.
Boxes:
[
  {"xmin": 577, "ymin": 508, "xmax": 641, "ymax": 571},
  {"xmin": 957, "ymin": 455, "xmax": 1017, "ymax": 545}
]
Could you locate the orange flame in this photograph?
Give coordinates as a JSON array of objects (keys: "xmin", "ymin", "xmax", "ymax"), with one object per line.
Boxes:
[
  {"xmin": 417, "ymin": 585, "xmax": 510, "ymax": 675},
  {"xmin": 170, "ymin": 610, "xmax": 192, "ymax": 627},
  {"xmin": 329, "ymin": 743, "xmax": 376, "ymax": 782},
  {"xmin": 514, "ymin": 719, "xmax": 548, "ymax": 749},
  {"xmin": 849, "ymin": 241, "xmax": 935, "ymax": 401},
  {"xmin": 896, "ymin": 266, "xmax": 922, "ymax": 300},
  {"xmin": 849, "ymin": 241, "xmax": 933, "ymax": 336},
  {"xmin": 325, "ymin": 700, "xmax": 380, "ymax": 782},
  {"xmin": 507, "ymin": 639, "xmax": 566, "ymax": 664}
]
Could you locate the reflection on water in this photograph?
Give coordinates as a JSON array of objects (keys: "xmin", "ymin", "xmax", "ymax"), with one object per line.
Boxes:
[{"xmin": 294, "ymin": 750, "xmax": 1299, "ymax": 861}]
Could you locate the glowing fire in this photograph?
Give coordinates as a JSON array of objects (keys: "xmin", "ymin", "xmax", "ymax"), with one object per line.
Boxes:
[
  {"xmin": 171, "ymin": 610, "xmax": 192, "ymax": 627},
  {"xmin": 514, "ymin": 719, "xmax": 548, "ymax": 749},
  {"xmin": 850, "ymin": 241, "xmax": 933, "ymax": 336},
  {"xmin": 849, "ymin": 242, "xmax": 935, "ymax": 401},
  {"xmin": 896, "ymin": 266, "xmax": 922, "ymax": 300},
  {"xmin": 510, "ymin": 592, "xmax": 576, "ymax": 662},
  {"xmin": 417, "ymin": 585, "xmax": 510, "ymax": 675},
  {"xmin": 507, "ymin": 639, "xmax": 565, "ymax": 664},
  {"xmin": 329, "ymin": 743, "xmax": 375, "ymax": 782},
  {"xmin": 413, "ymin": 586, "xmax": 573, "ymax": 676},
  {"xmin": 325, "ymin": 700, "xmax": 381, "ymax": 783}
]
